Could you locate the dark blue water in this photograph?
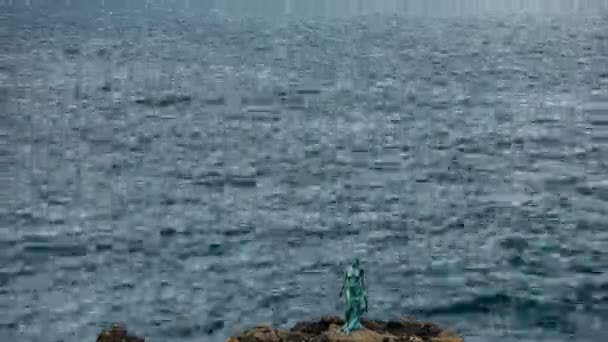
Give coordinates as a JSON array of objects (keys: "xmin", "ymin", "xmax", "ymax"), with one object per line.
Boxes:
[{"xmin": 2, "ymin": 1, "xmax": 608, "ymax": 342}]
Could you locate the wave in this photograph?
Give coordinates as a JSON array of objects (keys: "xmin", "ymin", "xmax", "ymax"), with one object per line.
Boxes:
[{"xmin": 411, "ymin": 288, "xmax": 608, "ymax": 333}]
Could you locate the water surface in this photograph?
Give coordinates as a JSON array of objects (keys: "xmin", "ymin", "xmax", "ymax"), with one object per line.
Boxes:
[{"xmin": 2, "ymin": 1, "xmax": 608, "ymax": 342}]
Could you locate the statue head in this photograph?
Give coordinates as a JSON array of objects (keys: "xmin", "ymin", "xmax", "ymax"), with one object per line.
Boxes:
[{"xmin": 345, "ymin": 258, "xmax": 363, "ymax": 278}]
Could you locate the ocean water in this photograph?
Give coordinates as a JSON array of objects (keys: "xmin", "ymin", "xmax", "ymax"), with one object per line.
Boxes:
[{"xmin": 1, "ymin": 1, "xmax": 608, "ymax": 342}]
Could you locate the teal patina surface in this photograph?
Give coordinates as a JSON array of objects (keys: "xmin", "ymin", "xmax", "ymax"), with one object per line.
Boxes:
[{"xmin": 339, "ymin": 258, "xmax": 368, "ymax": 335}]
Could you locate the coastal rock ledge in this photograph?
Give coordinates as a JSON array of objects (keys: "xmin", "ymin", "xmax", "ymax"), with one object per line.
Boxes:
[
  {"xmin": 96, "ymin": 324, "xmax": 144, "ymax": 342},
  {"xmin": 225, "ymin": 315, "xmax": 463, "ymax": 342}
]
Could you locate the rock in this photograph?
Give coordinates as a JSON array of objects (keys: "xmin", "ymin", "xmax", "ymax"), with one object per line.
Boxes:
[
  {"xmin": 96, "ymin": 324, "xmax": 145, "ymax": 342},
  {"xmin": 226, "ymin": 316, "xmax": 463, "ymax": 342}
]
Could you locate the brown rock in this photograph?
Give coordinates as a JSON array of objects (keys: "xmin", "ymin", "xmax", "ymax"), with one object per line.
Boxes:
[
  {"xmin": 324, "ymin": 323, "xmax": 389, "ymax": 342},
  {"xmin": 96, "ymin": 324, "xmax": 145, "ymax": 342},
  {"xmin": 226, "ymin": 316, "xmax": 463, "ymax": 342}
]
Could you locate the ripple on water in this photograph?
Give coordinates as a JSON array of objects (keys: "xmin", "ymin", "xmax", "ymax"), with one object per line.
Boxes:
[
  {"xmin": 575, "ymin": 180, "xmax": 608, "ymax": 201},
  {"xmin": 583, "ymin": 100, "xmax": 608, "ymax": 145},
  {"xmin": 22, "ymin": 241, "xmax": 89, "ymax": 258}
]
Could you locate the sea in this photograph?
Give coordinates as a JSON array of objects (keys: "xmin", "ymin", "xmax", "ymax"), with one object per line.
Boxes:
[{"xmin": 1, "ymin": 1, "xmax": 608, "ymax": 341}]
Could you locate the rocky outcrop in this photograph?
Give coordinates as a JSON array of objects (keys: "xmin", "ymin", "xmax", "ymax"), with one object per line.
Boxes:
[
  {"xmin": 226, "ymin": 316, "xmax": 463, "ymax": 342},
  {"xmin": 93, "ymin": 316, "xmax": 461, "ymax": 342},
  {"xmin": 96, "ymin": 324, "xmax": 145, "ymax": 342}
]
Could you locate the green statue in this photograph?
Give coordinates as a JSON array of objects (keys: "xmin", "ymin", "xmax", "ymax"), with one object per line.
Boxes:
[{"xmin": 339, "ymin": 258, "xmax": 368, "ymax": 334}]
